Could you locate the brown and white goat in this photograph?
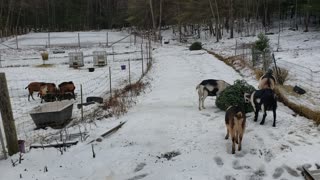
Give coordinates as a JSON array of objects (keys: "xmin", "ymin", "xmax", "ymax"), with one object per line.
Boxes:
[
  {"xmin": 225, "ymin": 105, "xmax": 246, "ymax": 154},
  {"xmin": 196, "ymin": 79, "xmax": 230, "ymax": 110},
  {"xmin": 258, "ymin": 69, "xmax": 276, "ymax": 90}
]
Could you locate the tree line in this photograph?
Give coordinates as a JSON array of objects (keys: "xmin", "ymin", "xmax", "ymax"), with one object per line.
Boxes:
[{"xmin": 1, "ymin": 0, "xmax": 320, "ymax": 39}]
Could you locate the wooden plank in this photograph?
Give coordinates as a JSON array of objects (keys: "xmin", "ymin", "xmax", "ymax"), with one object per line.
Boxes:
[
  {"xmin": 88, "ymin": 121, "xmax": 126, "ymax": 144},
  {"xmin": 303, "ymin": 167, "xmax": 320, "ymax": 180},
  {"xmin": 30, "ymin": 141, "xmax": 78, "ymax": 149}
]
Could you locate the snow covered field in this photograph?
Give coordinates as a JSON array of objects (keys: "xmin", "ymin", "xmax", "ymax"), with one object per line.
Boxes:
[
  {"xmin": 1, "ymin": 35, "xmax": 320, "ymax": 179},
  {"xmin": 0, "ymin": 31, "xmax": 149, "ymax": 149}
]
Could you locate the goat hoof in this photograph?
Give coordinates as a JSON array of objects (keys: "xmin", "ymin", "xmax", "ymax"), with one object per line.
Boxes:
[
  {"xmin": 273, "ymin": 125, "xmax": 276, "ymax": 127},
  {"xmin": 260, "ymin": 122, "xmax": 264, "ymax": 125},
  {"xmin": 232, "ymin": 151, "xmax": 235, "ymax": 154}
]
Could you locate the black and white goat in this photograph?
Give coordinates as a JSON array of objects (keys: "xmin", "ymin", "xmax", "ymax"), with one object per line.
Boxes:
[
  {"xmin": 196, "ymin": 79, "xmax": 230, "ymax": 110},
  {"xmin": 244, "ymin": 89, "xmax": 277, "ymax": 127}
]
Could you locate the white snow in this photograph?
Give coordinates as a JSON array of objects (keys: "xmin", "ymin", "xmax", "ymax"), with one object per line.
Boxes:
[{"xmin": 0, "ymin": 29, "xmax": 320, "ymax": 180}]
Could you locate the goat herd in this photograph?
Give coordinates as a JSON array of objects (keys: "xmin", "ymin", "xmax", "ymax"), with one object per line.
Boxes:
[
  {"xmin": 25, "ymin": 81, "xmax": 76, "ymax": 103},
  {"xmin": 196, "ymin": 69, "xmax": 277, "ymax": 154}
]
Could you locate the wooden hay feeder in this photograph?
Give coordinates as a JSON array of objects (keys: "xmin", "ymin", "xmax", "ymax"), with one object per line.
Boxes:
[
  {"xmin": 93, "ymin": 51, "xmax": 107, "ymax": 66},
  {"xmin": 69, "ymin": 52, "xmax": 84, "ymax": 68},
  {"xmin": 29, "ymin": 100, "xmax": 74, "ymax": 129}
]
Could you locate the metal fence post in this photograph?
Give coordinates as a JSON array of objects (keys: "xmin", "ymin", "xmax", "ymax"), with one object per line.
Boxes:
[
  {"xmin": 80, "ymin": 84, "xmax": 83, "ymax": 122},
  {"xmin": 109, "ymin": 67, "xmax": 112, "ymax": 97},
  {"xmin": 16, "ymin": 35, "xmax": 18, "ymax": 49},
  {"xmin": 48, "ymin": 32, "xmax": 50, "ymax": 48},
  {"xmin": 78, "ymin": 33, "xmax": 80, "ymax": 48},
  {"xmin": 106, "ymin": 32, "xmax": 108, "ymax": 47},
  {"xmin": 141, "ymin": 44, "xmax": 144, "ymax": 75},
  {"xmin": 128, "ymin": 59, "xmax": 131, "ymax": 86}
]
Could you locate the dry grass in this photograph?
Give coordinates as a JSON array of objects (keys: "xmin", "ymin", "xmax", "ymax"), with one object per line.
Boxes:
[
  {"xmin": 254, "ymin": 69, "xmax": 264, "ymax": 80},
  {"xmin": 103, "ymin": 81, "xmax": 149, "ymax": 118},
  {"xmin": 275, "ymin": 86, "xmax": 320, "ymax": 124},
  {"xmin": 273, "ymin": 67, "xmax": 289, "ymax": 85},
  {"xmin": 35, "ymin": 64, "xmax": 54, "ymax": 68}
]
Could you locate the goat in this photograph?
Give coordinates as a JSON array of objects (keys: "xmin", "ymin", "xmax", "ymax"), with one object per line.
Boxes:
[
  {"xmin": 258, "ymin": 69, "xmax": 276, "ymax": 90},
  {"xmin": 244, "ymin": 89, "xmax": 277, "ymax": 127},
  {"xmin": 58, "ymin": 81, "xmax": 76, "ymax": 100},
  {"xmin": 39, "ymin": 83, "xmax": 58, "ymax": 103},
  {"xmin": 196, "ymin": 79, "xmax": 230, "ymax": 110},
  {"xmin": 225, "ymin": 105, "xmax": 246, "ymax": 154},
  {"xmin": 25, "ymin": 82, "xmax": 46, "ymax": 101}
]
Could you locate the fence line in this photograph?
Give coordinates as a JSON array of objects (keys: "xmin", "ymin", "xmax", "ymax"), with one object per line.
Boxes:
[
  {"xmin": 0, "ymin": 36, "xmax": 153, "ymax": 159},
  {"xmin": 234, "ymin": 39, "xmax": 320, "ymax": 106}
]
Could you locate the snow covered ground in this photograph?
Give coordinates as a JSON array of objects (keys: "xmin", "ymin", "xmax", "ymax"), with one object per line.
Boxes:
[
  {"xmin": 1, "ymin": 41, "xmax": 319, "ymax": 180},
  {"xmin": 0, "ymin": 31, "xmax": 149, "ymax": 149}
]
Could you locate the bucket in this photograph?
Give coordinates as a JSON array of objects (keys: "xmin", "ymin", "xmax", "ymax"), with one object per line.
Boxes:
[
  {"xmin": 121, "ymin": 65, "xmax": 126, "ymax": 70},
  {"xmin": 18, "ymin": 140, "xmax": 25, "ymax": 153}
]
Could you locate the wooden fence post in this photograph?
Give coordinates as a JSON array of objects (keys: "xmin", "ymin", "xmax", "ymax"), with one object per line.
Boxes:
[
  {"xmin": 0, "ymin": 73, "xmax": 19, "ymax": 156},
  {"xmin": 0, "ymin": 125, "xmax": 7, "ymax": 159}
]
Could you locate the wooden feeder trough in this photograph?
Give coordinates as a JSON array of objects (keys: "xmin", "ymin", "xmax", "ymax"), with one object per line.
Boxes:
[
  {"xmin": 93, "ymin": 51, "xmax": 107, "ymax": 66},
  {"xmin": 69, "ymin": 52, "xmax": 84, "ymax": 68},
  {"xmin": 29, "ymin": 100, "xmax": 74, "ymax": 129}
]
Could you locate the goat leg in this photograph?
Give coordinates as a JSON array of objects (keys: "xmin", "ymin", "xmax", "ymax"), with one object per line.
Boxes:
[
  {"xmin": 254, "ymin": 110, "xmax": 259, "ymax": 122},
  {"xmin": 232, "ymin": 137, "xmax": 236, "ymax": 154},
  {"xmin": 260, "ymin": 112, "xmax": 267, "ymax": 125},
  {"xmin": 272, "ymin": 109, "xmax": 277, "ymax": 127}
]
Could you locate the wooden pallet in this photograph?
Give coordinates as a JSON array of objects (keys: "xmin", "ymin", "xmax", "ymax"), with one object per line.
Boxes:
[{"xmin": 303, "ymin": 167, "xmax": 320, "ymax": 180}]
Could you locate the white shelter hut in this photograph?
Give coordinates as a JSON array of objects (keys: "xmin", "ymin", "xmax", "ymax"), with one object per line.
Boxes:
[
  {"xmin": 69, "ymin": 52, "xmax": 84, "ymax": 68},
  {"xmin": 93, "ymin": 51, "xmax": 107, "ymax": 66}
]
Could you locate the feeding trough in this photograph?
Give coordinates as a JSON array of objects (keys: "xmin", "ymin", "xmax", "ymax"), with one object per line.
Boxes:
[{"xmin": 29, "ymin": 100, "xmax": 74, "ymax": 129}]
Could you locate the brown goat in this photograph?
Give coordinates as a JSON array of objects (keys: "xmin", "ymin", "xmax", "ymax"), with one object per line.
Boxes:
[
  {"xmin": 225, "ymin": 106, "xmax": 246, "ymax": 154},
  {"xmin": 258, "ymin": 69, "xmax": 276, "ymax": 90},
  {"xmin": 58, "ymin": 81, "xmax": 76, "ymax": 100},
  {"xmin": 25, "ymin": 82, "xmax": 46, "ymax": 101},
  {"xmin": 39, "ymin": 83, "xmax": 58, "ymax": 103}
]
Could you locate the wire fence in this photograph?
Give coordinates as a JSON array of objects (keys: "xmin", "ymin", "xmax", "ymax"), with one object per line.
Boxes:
[
  {"xmin": 234, "ymin": 39, "xmax": 320, "ymax": 108},
  {"xmin": 0, "ymin": 33, "xmax": 154, "ymax": 159}
]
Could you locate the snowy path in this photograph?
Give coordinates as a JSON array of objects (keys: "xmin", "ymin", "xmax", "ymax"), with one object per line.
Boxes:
[{"xmin": 1, "ymin": 45, "xmax": 320, "ymax": 180}]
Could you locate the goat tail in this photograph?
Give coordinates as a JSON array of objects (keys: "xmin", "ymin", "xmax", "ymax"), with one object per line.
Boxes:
[
  {"xmin": 236, "ymin": 112, "xmax": 243, "ymax": 119},
  {"xmin": 267, "ymin": 77, "xmax": 271, "ymax": 88},
  {"xmin": 196, "ymin": 84, "xmax": 200, "ymax": 90}
]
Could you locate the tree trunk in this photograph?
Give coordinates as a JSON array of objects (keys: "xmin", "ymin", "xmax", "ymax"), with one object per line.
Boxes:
[
  {"xmin": 149, "ymin": 0, "xmax": 156, "ymax": 39},
  {"xmin": 295, "ymin": 0, "xmax": 298, "ymax": 30},
  {"xmin": 229, "ymin": 0, "xmax": 234, "ymax": 38},
  {"xmin": 214, "ymin": 0, "xmax": 221, "ymax": 40},
  {"xmin": 158, "ymin": 0, "xmax": 163, "ymax": 42}
]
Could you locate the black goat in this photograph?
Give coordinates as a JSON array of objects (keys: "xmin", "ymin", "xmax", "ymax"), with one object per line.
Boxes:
[{"xmin": 244, "ymin": 89, "xmax": 277, "ymax": 127}]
